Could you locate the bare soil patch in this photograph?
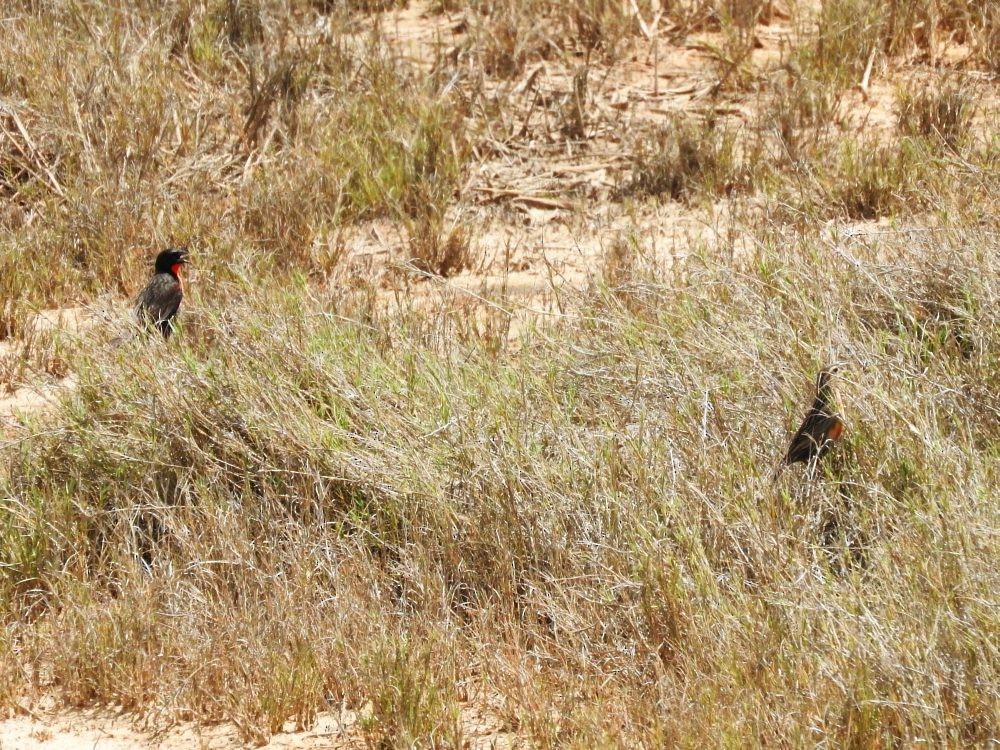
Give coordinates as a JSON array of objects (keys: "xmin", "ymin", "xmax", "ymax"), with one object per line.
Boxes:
[{"xmin": 0, "ymin": 697, "xmax": 516, "ymax": 749}]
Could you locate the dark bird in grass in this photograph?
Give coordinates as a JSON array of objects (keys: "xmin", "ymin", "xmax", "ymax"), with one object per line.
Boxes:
[
  {"xmin": 784, "ymin": 364, "xmax": 845, "ymax": 467},
  {"xmin": 135, "ymin": 248, "xmax": 188, "ymax": 338}
]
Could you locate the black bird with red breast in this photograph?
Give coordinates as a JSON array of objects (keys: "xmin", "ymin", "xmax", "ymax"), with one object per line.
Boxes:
[
  {"xmin": 784, "ymin": 363, "xmax": 845, "ymax": 467},
  {"xmin": 135, "ymin": 247, "xmax": 188, "ymax": 338}
]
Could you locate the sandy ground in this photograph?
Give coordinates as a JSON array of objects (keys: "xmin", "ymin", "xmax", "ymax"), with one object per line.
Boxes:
[
  {"xmin": 0, "ymin": 309, "xmax": 84, "ymax": 432},
  {"xmin": 0, "ymin": 698, "xmax": 515, "ymax": 749},
  {"xmin": 0, "ymin": 710, "xmax": 366, "ymax": 749}
]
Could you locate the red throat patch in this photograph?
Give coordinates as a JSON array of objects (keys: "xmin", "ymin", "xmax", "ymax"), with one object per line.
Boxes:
[{"xmin": 171, "ymin": 263, "xmax": 184, "ymax": 291}]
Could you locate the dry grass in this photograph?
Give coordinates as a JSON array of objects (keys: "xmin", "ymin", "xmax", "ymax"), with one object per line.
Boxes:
[
  {"xmin": 897, "ymin": 78, "xmax": 977, "ymax": 150},
  {"xmin": 618, "ymin": 115, "xmax": 751, "ymax": 202},
  {"xmin": 4, "ymin": 230, "xmax": 998, "ymax": 745},
  {"xmin": 1, "ymin": 0, "xmax": 998, "ymax": 747},
  {"xmin": 0, "ymin": 2, "xmax": 469, "ymax": 336}
]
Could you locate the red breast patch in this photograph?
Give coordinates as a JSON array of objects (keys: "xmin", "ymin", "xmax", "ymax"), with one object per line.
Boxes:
[{"xmin": 827, "ymin": 419, "xmax": 844, "ymax": 442}]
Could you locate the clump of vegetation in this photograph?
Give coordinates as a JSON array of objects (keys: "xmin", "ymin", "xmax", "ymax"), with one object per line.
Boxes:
[
  {"xmin": 979, "ymin": 5, "xmax": 1000, "ymax": 72},
  {"xmin": 468, "ymin": 4, "xmax": 549, "ymax": 78},
  {"xmin": 407, "ymin": 212, "xmax": 472, "ymax": 277},
  {"xmin": 804, "ymin": 0, "xmax": 886, "ymax": 86},
  {"xmin": 826, "ymin": 138, "xmax": 927, "ymax": 220},
  {"xmin": 465, "ymin": 0, "xmax": 657, "ymax": 77},
  {"xmin": 798, "ymin": 0, "xmax": 989, "ymax": 85},
  {"xmin": 759, "ymin": 60, "xmax": 844, "ymax": 164},
  {"xmin": 313, "ymin": 0, "xmax": 409, "ymax": 12},
  {"xmin": 897, "ymin": 79, "xmax": 976, "ymax": 150},
  {"xmin": 699, "ymin": 0, "xmax": 771, "ymax": 92},
  {"xmin": 619, "ymin": 116, "xmax": 750, "ymax": 202}
]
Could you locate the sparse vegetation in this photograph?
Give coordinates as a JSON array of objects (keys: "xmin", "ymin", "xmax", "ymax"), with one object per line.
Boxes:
[
  {"xmin": 0, "ymin": 0, "xmax": 998, "ymax": 747},
  {"xmin": 980, "ymin": 5, "xmax": 1000, "ymax": 72},
  {"xmin": 406, "ymin": 212, "xmax": 472, "ymax": 276},
  {"xmin": 897, "ymin": 79, "xmax": 976, "ymax": 150},
  {"xmin": 620, "ymin": 115, "xmax": 750, "ymax": 202},
  {"xmin": 826, "ymin": 137, "xmax": 927, "ymax": 220}
]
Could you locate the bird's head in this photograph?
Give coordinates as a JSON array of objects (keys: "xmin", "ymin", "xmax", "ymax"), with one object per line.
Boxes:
[
  {"xmin": 816, "ymin": 362, "xmax": 846, "ymax": 394},
  {"xmin": 154, "ymin": 247, "xmax": 189, "ymax": 276}
]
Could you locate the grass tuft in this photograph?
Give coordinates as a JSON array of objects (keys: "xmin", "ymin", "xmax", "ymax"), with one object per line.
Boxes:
[
  {"xmin": 897, "ymin": 79, "xmax": 977, "ymax": 150},
  {"xmin": 619, "ymin": 116, "xmax": 750, "ymax": 202}
]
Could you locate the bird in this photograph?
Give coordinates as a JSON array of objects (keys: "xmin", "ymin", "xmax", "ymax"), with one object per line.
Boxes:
[
  {"xmin": 135, "ymin": 247, "xmax": 188, "ymax": 338},
  {"xmin": 784, "ymin": 364, "xmax": 845, "ymax": 467}
]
